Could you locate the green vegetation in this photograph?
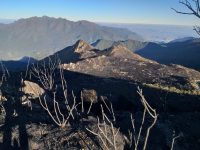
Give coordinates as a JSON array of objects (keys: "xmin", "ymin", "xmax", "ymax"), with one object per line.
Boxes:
[{"xmin": 143, "ymin": 83, "xmax": 200, "ymax": 95}]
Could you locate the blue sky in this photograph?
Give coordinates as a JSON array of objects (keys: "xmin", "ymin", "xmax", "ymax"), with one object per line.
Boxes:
[{"xmin": 0, "ymin": 0, "xmax": 199, "ymax": 25}]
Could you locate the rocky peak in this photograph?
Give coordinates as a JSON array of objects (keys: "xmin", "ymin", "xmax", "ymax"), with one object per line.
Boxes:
[
  {"xmin": 106, "ymin": 44, "xmax": 132, "ymax": 56},
  {"xmin": 105, "ymin": 44, "xmax": 154, "ymax": 62},
  {"xmin": 73, "ymin": 40, "xmax": 94, "ymax": 54}
]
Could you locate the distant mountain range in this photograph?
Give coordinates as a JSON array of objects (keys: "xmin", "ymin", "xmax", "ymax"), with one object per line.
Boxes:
[
  {"xmin": 169, "ymin": 37, "xmax": 196, "ymax": 43},
  {"xmin": 0, "ymin": 56, "xmax": 37, "ymax": 71},
  {"xmin": 0, "ymin": 18, "xmax": 197, "ymax": 43},
  {"xmin": 0, "ymin": 16, "xmax": 142, "ymax": 60},
  {"xmin": 100, "ymin": 23, "xmax": 198, "ymax": 42},
  {"xmin": 136, "ymin": 38, "xmax": 200, "ymax": 71},
  {"xmin": 92, "ymin": 39, "xmax": 147, "ymax": 51}
]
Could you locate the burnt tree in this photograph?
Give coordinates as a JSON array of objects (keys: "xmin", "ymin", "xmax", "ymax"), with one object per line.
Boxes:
[{"xmin": 172, "ymin": 0, "xmax": 200, "ymax": 35}]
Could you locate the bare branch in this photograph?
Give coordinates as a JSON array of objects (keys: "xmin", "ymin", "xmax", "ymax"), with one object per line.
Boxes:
[
  {"xmin": 173, "ymin": 0, "xmax": 200, "ymax": 18},
  {"xmin": 172, "ymin": 0, "xmax": 200, "ymax": 35},
  {"xmin": 171, "ymin": 131, "xmax": 182, "ymax": 150},
  {"xmin": 126, "ymin": 87, "xmax": 158, "ymax": 150},
  {"xmin": 30, "ymin": 56, "xmax": 59, "ymax": 90},
  {"xmin": 86, "ymin": 104, "xmax": 120, "ymax": 150},
  {"xmin": 29, "ymin": 57, "xmax": 79, "ymax": 128},
  {"xmin": 194, "ymin": 25, "xmax": 200, "ymax": 35}
]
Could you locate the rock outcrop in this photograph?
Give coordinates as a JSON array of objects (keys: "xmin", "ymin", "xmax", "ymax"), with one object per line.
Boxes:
[
  {"xmin": 22, "ymin": 80, "xmax": 45, "ymax": 99},
  {"xmin": 59, "ymin": 40, "xmax": 200, "ymax": 91}
]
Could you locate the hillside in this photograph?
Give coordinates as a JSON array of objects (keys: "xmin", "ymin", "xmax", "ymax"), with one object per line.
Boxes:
[
  {"xmin": 42, "ymin": 40, "xmax": 200, "ymax": 92},
  {"xmin": 169, "ymin": 37, "xmax": 196, "ymax": 43},
  {"xmin": 92, "ymin": 39, "xmax": 147, "ymax": 51},
  {"xmin": 0, "ymin": 16, "xmax": 143, "ymax": 60},
  {"xmin": 91, "ymin": 38, "xmax": 200, "ymax": 71},
  {"xmin": 0, "ymin": 57, "xmax": 37, "ymax": 71},
  {"xmin": 136, "ymin": 38, "xmax": 200, "ymax": 71},
  {"xmin": 41, "ymin": 40, "xmax": 200, "ymax": 115},
  {"xmin": 1, "ymin": 40, "xmax": 200, "ymax": 149}
]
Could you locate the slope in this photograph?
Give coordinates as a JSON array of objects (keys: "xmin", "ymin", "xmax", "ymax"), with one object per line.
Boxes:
[{"xmin": 0, "ymin": 16, "xmax": 143, "ymax": 60}]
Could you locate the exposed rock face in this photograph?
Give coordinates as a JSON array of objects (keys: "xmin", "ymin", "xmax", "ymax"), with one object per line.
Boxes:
[
  {"xmin": 41, "ymin": 40, "xmax": 99, "ymax": 64},
  {"xmin": 104, "ymin": 44, "xmax": 153, "ymax": 62},
  {"xmin": 74, "ymin": 40, "xmax": 93, "ymax": 54},
  {"xmin": 73, "ymin": 40, "xmax": 97, "ymax": 59},
  {"xmin": 92, "ymin": 38, "xmax": 200, "ymax": 71},
  {"xmin": 58, "ymin": 40, "xmax": 200, "ymax": 90},
  {"xmin": 22, "ymin": 80, "xmax": 45, "ymax": 99}
]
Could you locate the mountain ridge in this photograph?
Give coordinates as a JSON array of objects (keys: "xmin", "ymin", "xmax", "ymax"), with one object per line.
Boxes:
[
  {"xmin": 136, "ymin": 38, "xmax": 200, "ymax": 70},
  {"xmin": 92, "ymin": 39, "xmax": 147, "ymax": 51},
  {"xmin": 91, "ymin": 38, "xmax": 200, "ymax": 71},
  {"xmin": 0, "ymin": 16, "xmax": 143, "ymax": 60},
  {"xmin": 40, "ymin": 40, "xmax": 200, "ymax": 91}
]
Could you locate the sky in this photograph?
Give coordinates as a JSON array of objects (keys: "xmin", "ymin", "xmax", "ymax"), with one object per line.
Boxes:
[{"xmin": 0, "ymin": 0, "xmax": 200, "ymax": 26}]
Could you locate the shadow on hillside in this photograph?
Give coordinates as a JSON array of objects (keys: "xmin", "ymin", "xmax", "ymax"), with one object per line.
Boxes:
[
  {"xmin": 0, "ymin": 73, "xmax": 29, "ymax": 150},
  {"xmin": 0, "ymin": 70, "xmax": 199, "ymax": 149},
  {"xmin": 60, "ymin": 70, "xmax": 200, "ymax": 112}
]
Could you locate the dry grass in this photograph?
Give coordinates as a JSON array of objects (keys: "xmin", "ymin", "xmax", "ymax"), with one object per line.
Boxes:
[{"xmin": 143, "ymin": 83, "xmax": 200, "ymax": 95}]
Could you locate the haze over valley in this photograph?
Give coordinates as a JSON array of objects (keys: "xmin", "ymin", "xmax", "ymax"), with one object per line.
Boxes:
[{"xmin": 101, "ymin": 23, "xmax": 198, "ymax": 42}]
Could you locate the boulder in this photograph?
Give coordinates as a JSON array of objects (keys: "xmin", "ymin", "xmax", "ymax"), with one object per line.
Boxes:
[
  {"xmin": 81, "ymin": 89, "xmax": 98, "ymax": 103},
  {"xmin": 22, "ymin": 80, "xmax": 45, "ymax": 100}
]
